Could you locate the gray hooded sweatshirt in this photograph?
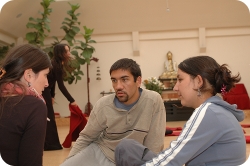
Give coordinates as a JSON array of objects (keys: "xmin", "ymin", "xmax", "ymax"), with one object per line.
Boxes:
[{"xmin": 145, "ymin": 95, "xmax": 246, "ymax": 166}]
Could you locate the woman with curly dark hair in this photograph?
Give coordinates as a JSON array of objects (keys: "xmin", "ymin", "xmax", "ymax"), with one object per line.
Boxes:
[{"xmin": 42, "ymin": 43, "xmax": 78, "ymax": 151}]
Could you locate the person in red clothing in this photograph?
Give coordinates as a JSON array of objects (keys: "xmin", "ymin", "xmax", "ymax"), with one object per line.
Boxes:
[
  {"xmin": 42, "ymin": 43, "xmax": 78, "ymax": 151},
  {"xmin": 0, "ymin": 44, "xmax": 52, "ymax": 166}
]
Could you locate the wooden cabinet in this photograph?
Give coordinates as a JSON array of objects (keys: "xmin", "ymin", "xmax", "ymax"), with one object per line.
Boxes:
[
  {"xmin": 159, "ymin": 78, "xmax": 177, "ymax": 90},
  {"xmin": 159, "ymin": 78, "xmax": 178, "ymax": 101},
  {"xmin": 159, "ymin": 77, "xmax": 194, "ymax": 121},
  {"xmin": 164, "ymin": 100, "xmax": 194, "ymax": 121}
]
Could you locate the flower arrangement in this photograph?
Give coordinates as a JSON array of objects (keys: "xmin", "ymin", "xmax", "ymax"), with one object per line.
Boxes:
[{"xmin": 143, "ymin": 77, "xmax": 165, "ymax": 94}]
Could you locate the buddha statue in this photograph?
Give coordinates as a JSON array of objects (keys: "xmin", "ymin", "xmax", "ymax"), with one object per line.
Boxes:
[{"xmin": 159, "ymin": 51, "xmax": 177, "ymax": 79}]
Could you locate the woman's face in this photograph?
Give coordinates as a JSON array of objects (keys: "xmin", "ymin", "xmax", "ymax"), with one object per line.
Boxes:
[
  {"xmin": 173, "ymin": 69, "xmax": 198, "ymax": 108},
  {"xmin": 65, "ymin": 45, "xmax": 71, "ymax": 58},
  {"xmin": 30, "ymin": 68, "xmax": 50, "ymax": 95}
]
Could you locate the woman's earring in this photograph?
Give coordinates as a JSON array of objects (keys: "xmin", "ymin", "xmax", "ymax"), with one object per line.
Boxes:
[
  {"xmin": 28, "ymin": 82, "xmax": 31, "ymax": 87},
  {"xmin": 197, "ymin": 88, "xmax": 201, "ymax": 96}
]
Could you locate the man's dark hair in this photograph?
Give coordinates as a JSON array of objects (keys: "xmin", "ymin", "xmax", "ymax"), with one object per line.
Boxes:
[{"xmin": 109, "ymin": 58, "xmax": 141, "ymax": 82}]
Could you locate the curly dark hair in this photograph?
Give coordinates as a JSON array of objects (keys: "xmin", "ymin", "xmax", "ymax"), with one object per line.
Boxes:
[
  {"xmin": 109, "ymin": 58, "xmax": 141, "ymax": 82},
  {"xmin": 51, "ymin": 43, "xmax": 73, "ymax": 77}
]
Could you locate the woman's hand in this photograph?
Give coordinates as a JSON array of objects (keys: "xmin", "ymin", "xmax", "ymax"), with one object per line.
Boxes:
[
  {"xmin": 52, "ymin": 98, "xmax": 55, "ymax": 104},
  {"xmin": 70, "ymin": 101, "xmax": 77, "ymax": 106}
]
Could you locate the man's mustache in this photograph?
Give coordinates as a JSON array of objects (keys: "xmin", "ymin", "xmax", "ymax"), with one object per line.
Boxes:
[{"xmin": 116, "ymin": 90, "xmax": 126, "ymax": 94}]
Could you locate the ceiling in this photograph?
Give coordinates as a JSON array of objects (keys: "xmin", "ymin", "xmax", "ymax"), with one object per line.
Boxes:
[{"xmin": 0, "ymin": 0, "xmax": 250, "ymax": 42}]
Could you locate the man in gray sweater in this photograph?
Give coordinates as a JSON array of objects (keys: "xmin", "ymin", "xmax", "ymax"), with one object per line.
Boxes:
[{"xmin": 61, "ymin": 58, "xmax": 166, "ymax": 166}]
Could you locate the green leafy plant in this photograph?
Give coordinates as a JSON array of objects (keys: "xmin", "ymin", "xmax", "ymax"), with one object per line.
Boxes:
[
  {"xmin": 24, "ymin": 0, "xmax": 96, "ymax": 84},
  {"xmin": 68, "ymin": 26, "xmax": 96, "ymax": 84},
  {"xmin": 72, "ymin": 26, "xmax": 96, "ymax": 64},
  {"xmin": 60, "ymin": 3, "xmax": 81, "ymax": 46},
  {"xmin": 0, "ymin": 44, "xmax": 14, "ymax": 61},
  {"xmin": 43, "ymin": 2, "xmax": 81, "ymax": 59},
  {"xmin": 143, "ymin": 77, "xmax": 165, "ymax": 94},
  {"xmin": 25, "ymin": 0, "xmax": 54, "ymax": 46}
]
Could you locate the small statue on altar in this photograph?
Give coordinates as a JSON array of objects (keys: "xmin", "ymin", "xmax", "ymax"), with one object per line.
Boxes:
[{"xmin": 159, "ymin": 51, "xmax": 177, "ymax": 79}]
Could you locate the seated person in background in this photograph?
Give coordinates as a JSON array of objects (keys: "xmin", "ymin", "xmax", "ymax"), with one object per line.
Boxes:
[
  {"xmin": 61, "ymin": 58, "xmax": 166, "ymax": 166},
  {"xmin": 0, "ymin": 44, "xmax": 52, "ymax": 166},
  {"xmin": 115, "ymin": 56, "xmax": 246, "ymax": 166}
]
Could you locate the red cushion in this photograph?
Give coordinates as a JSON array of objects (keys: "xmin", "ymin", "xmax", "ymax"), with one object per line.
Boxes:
[
  {"xmin": 223, "ymin": 84, "xmax": 250, "ymax": 109},
  {"xmin": 246, "ymin": 135, "xmax": 250, "ymax": 143},
  {"xmin": 227, "ymin": 84, "xmax": 247, "ymax": 95}
]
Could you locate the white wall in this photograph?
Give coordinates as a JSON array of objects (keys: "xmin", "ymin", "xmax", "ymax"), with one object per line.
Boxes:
[
  {"xmin": 0, "ymin": 32, "xmax": 16, "ymax": 46},
  {"xmin": 51, "ymin": 27, "xmax": 250, "ymax": 117}
]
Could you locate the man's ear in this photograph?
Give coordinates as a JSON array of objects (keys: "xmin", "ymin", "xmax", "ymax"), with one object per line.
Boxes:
[
  {"xmin": 195, "ymin": 75, "xmax": 203, "ymax": 88},
  {"xmin": 136, "ymin": 76, "xmax": 142, "ymax": 87},
  {"xmin": 23, "ymin": 69, "xmax": 33, "ymax": 82}
]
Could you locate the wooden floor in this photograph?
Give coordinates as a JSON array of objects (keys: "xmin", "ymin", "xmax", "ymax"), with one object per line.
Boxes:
[{"xmin": 43, "ymin": 111, "xmax": 250, "ymax": 166}]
